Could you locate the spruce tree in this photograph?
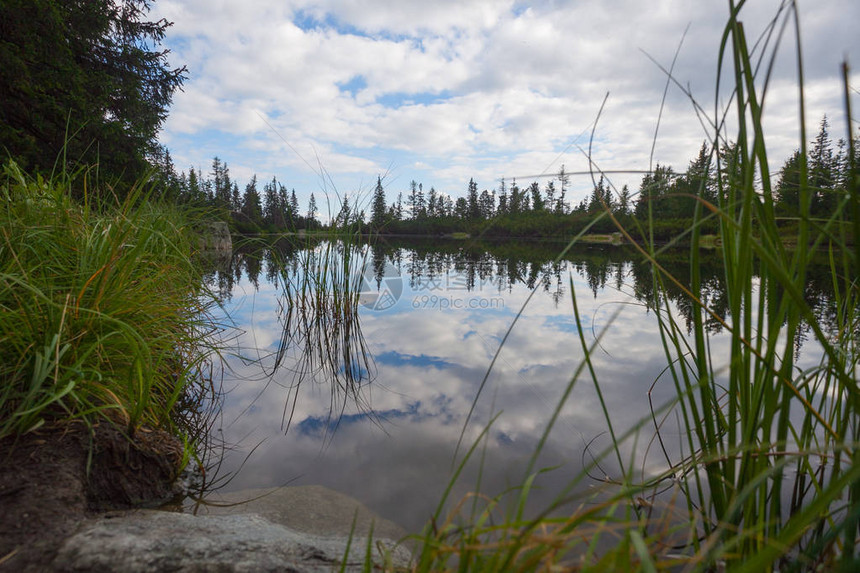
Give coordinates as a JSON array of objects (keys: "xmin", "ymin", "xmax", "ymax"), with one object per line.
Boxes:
[
  {"xmin": 467, "ymin": 178, "xmax": 480, "ymax": 219},
  {"xmin": 810, "ymin": 116, "xmax": 836, "ymax": 215},
  {"xmin": 371, "ymin": 176, "xmax": 387, "ymax": 229},
  {"xmin": 775, "ymin": 150, "xmax": 803, "ymax": 216},
  {"xmin": 0, "ymin": 0, "xmax": 186, "ymax": 188},
  {"xmin": 529, "ymin": 182, "xmax": 544, "ymax": 211},
  {"xmin": 307, "ymin": 193, "xmax": 318, "ymax": 222},
  {"xmin": 241, "ymin": 175, "xmax": 263, "ymax": 224}
]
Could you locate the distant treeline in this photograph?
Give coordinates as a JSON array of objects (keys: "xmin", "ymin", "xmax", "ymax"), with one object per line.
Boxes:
[
  {"xmin": 1, "ymin": 2, "xmax": 855, "ymax": 245},
  {"xmin": 360, "ymin": 116, "xmax": 857, "ymax": 241},
  {"xmin": 170, "ymin": 115, "xmax": 856, "ymax": 242}
]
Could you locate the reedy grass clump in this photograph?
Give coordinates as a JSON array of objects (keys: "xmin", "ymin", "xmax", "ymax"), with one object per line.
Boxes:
[
  {"xmin": 0, "ymin": 161, "xmax": 217, "ymax": 445},
  {"xmin": 267, "ymin": 236, "xmax": 376, "ymax": 434},
  {"xmin": 375, "ymin": 3, "xmax": 859, "ymax": 572}
]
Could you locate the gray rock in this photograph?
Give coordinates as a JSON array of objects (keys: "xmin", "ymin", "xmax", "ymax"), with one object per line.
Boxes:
[
  {"xmin": 193, "ymin": 485, "xmax": 408, "ymax": 541},
  {"xmin": 54, "ymin": 510, "xmax": 412, "ymax": 572},
  {"xmin": 198, "ymin": 221, "xmax": 232, "ymax": 252}
]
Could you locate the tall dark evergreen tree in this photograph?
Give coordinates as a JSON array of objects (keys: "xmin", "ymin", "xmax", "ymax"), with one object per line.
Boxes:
[
  {"xmin": 587, "ymin": 177, "xmax": 608, "ymax": 213},
  {"xmin": 427, "ymin": 187, "xmax": 439, "ymax": 218},
  {"xmin": 467, "ymin": 178, "xmax": 480, "ymax": 219},
  {"xmin": 497, "ymin": 180, "xmax": 508, "ymax": 215},
  {"xmin": 307, "ymin": 193, "xmax": 318, "ymax": 222},
  {"xmin": 0, "ymin": 0, "xmax": 187, "ymax": 189},
  {"xmin": 277, "ymin": 184, "xmax": 291, "ymax": 228},
  {"xmin": 810, "ymin": 116, "xmax": 836, "ymax": 215},
  {"xmin": 263, "ymin": 177, "xmax": 281, "ymax": 228},
  {"xmin": 634, "ymin": 164, "xmax": 674, "ymax": 219},
  {"xmin": 529, "ymin": 182, "xmax": 544, "ymax": 211},
  {"xmin": 454, "ymin": 197, "xmax": 468, "ymax": 219},
  {"xmin": 185, "ymin": 168, "xmax": 200, "ymax": 204},
  {"xmin": 371, "ymin": 176, "xmax": 387, "ymax": 229},
  {"xmin": 616, "ymin": 185, "xmax": 632, "ymax": 216},
  {"xmin": 230, "ymin": 183, "xmax": 241, "ymax": 211},
  {"xmin": 775, "ymin": 150, "xmax": 803, "ymax": 216},
  {"xmin": 509, "ymin": 180, "xmax": 522, "ymax": 215},
  {"xmin": 671, "ymin": 142, "xmax": 711, "ymax": 218},
  {"xmin": 289, "ymin": 189, "xmax": 299, "ymax": 219},
  {"xmin": 210, "ymin": 157, "xmax": 233, "ymax": 210},
  {"xmin": 716, "ymin": 141, "xmax": 742, "ymax": 209},
  {"xmin": 408, "ymin": 180, "xmax": 425, "ymax": 220},
  {"xmin": 556, "ymin": 165, "xmax": 570, "ymax": 214},
  {"xmin": 544, "ymin": 180, "xmax": 556, "ymax": 211},
  {"xmin": 479, "ymin": 189, "xmax": 495, "ymax": 218},
  {"xmin": 241, "ymin": 175, "xmax": 262, "ymax": 224}
]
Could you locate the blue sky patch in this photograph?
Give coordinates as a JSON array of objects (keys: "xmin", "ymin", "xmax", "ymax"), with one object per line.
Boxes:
[
  {"xmin": 338, "ymin": 75, "xmax": 367, "ymax": 97},
  {"xmin": 375, "ymin": 90, "xmax": 453, "ymax": 109},
  {"xmin": 375, "ymin": 351, "xmax": 451, "ymax": 370}
]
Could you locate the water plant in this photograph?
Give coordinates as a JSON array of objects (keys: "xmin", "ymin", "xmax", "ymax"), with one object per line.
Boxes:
[
  {"xmin": 380, "ymin": 2, "xmax": 859, "ymax": 571},
  {"xmin": 0, "ymin": 161, "xmax": 219, "ymax": 448},
  {"xmin": 268, "ymin": 236, "xmax": 377, "ymax": 436}
]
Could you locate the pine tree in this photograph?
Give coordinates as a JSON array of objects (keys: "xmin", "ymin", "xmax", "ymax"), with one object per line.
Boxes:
[
  {"xmin": 634, "ymin": 164, "xmax": 674, "ymax": 219},
  {"xmin": 479, "ymin": 189, "xmax": 495, "ymax": 218},
  {"xmin": 467, "ymin": 178, "xmax": 480, "ymax": 219},
  {"xmin": 556, "ymin": 165, "xmax": 570, "ymax": 214},
  {"xmin": 497, "ymin": 180, "xmax": 508, "ymax": 215},
  {"xmin": 416, "ymin": 182, "xmax": 426, "ymax": 218},
  {"xmin": 716, "ymin": 141, "xmax": 742, "ymax": 208},
  {"xmin": 810, "ymin": 116, "xmax": 836, "ymax": 215},
  {"xmin": 278, "ymin": 184, "xmax": 291, "ymax": 228},
  {"xmin": 529, "ymin": 182, "xmax": 544, "ymax": 211},
  {"xmin": 186, "ymin": 167, "xmax": 201, "ymax": 204},
  {"xmin": 775, "ymin": 150, "xmax": 803, "ymax": 216},
  {"xmin": 263, "ymin": 177, "xmax": 280, "ymax": 228},
  {"xmin": 408, "ymin": 181, "xmax": 420, "ymax": 220},
  {"xmin": 544, "ymin": 180, "xmax": 556, "ymax": 212},
  {"xmin": 0, "ymin": 0, "xmax": 187, "ymax": 188},
  {"xmin": 587, "ymin": 177, "xmax": 604, "ymax": 213},
  {"xmin": 670, "ymin": 143, "xmax": 711, "ymax": 218},
  {"xmin": 371, "ymin": 176, "xmax": 387, "ymax": 229},
  {"xmin": 454, "ymin": 197, "xmax": 468, "ymax": 219},
  {"xmin": 210, "ymin": 157, "xmax": 234, "ymax": 209},
  {"xmin": 509, "ymin": 180, "xmax": 521, "ymax": 215},
  {"xmin": 307, "ymin": 193, "xmax": 318, "ymax": 222},
  {"xmin": 443, "ymin": 195, "xmax": 454, "ymax": 217},
  {"xmin": 616, "ymin": 185, "xmax": 631, "ymax": 216},
  {"xmin": 231, "ymin": 183, "xmax": 241, "ymax": 211},
  {"xmin": 336, "ymin": 196, "xmax": 351, "ymax": 227},
  {"xmin": 427, "ymin": 187, "xmax": 439, "ymax": 218},
  {"xmin": 290, "ymin": 190, "xmax": 299, "ymax": 218},
  {"xmin": 241, "ymin": 175, "xmax": 263, "ymax": 224}
]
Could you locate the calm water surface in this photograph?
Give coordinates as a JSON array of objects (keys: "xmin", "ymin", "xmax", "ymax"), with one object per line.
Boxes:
[{"xmin": 196, "ymin": 238, "xmax": 830, "ymax": 534}]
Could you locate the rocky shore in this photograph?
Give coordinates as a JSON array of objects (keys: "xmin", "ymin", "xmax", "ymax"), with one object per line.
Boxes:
[{"xmin": 0, "ymin": 423, "xmax": 410, "ymax": 572}]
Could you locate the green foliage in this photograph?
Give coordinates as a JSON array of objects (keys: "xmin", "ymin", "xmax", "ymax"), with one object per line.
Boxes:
[
  {"xmin": 372, "ymin": 4, "xmax": 860, "ymax": 572},
  {"xmin": 370, "ymin": 176, "xmax": 387, "ymax": 230},
  {"xmin": 0, "ymin": 0, "xmax": 186, "ymax": 192},
  {"xmin": 0, "ymin": 162, "xmax": 215, "ymax": 440}
]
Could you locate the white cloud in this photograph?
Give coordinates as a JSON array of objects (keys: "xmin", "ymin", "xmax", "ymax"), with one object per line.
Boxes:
[{"xmin": 153, "ymin": 0, "xmax": 860, "ymax": 206}]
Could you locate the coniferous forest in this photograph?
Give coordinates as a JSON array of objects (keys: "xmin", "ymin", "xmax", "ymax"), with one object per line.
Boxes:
[
  {"xmin": 2, "ymin": 1, "xmax": 855, "ymax": 243},
  {"xmin": 170, "ymin": 115, "xmax": 857, "ymax": 243}
]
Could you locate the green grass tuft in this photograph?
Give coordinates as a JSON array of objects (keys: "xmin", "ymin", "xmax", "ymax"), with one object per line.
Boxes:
[{"xmin": 0, "ymin": 161, "xmax": 218, "ymax": 446}]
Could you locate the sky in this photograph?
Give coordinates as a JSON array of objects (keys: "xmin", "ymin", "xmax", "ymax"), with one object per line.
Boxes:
[{"xmin": 152, "ymin": 0, "xmax": 860, "ymax": 218}]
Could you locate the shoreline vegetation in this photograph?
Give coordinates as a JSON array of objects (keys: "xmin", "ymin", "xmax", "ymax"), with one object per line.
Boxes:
[
  {"xmin": 0, "ymin": 161, "xmax": 218, "ymax": 452},
  {"xmin": 173, "ymin": 112, "xmax": 858, "ymax": 247},
  {"xmin": 1, "ymin": 1, "xmax": 858, "ymax": 572}
]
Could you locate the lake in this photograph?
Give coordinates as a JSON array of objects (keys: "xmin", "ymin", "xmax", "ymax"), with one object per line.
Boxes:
[{"xmin": 194, "ymin": 237, "xmax": 834, "ymax": 535}]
